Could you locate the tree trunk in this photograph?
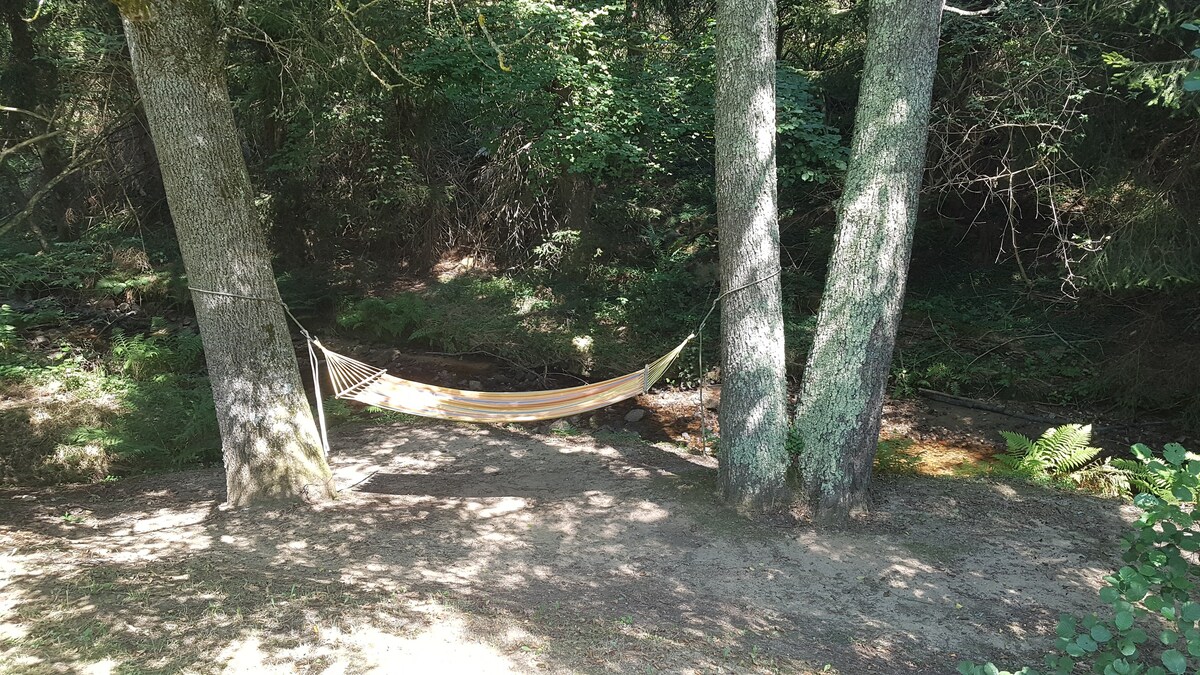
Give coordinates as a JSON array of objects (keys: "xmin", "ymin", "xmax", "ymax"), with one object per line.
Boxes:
[
  {"xmin": 714, "ymin": 0, "xmax": 789, "ymax": 512},
  {"xmin": 117, "ymin": 0, "xmax": 335, "ymax": 505},
  {"xmin": 793, "ymin": 0, "xmax": 942, "ymax": 527}
]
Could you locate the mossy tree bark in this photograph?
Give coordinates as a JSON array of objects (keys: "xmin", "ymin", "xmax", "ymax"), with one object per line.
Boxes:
[
  {"xmin": 714, "ymin": 0, "xmax": 789, "ymax": 512},
  {"xmin": 794, "ymin": 0, "xmax": 942, "ymax": 526},
  {"xmin": 117, "ymin": 0, "xmax": 335, "ymax": 505}
]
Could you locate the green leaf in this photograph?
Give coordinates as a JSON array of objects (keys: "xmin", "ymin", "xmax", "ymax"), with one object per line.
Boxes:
[
  {"xmin": 1161, "ymin": 649, "xmax": 1187, "ymax": 674},
  {"xmin": 1172, "ymin": 486, "xmax": 1194, "ymax": 502},
  {"xmin": 1184, "ymin": 73, "xmax": 1200, "ymax": 93},
  {"xmin": 1093, "ymin": 624, "xmax": 1113, "ymax": 642},
  {"xmin": 1135, "ymin": 493, "xmax": 1162, "ymax": 510},
  {"xmin": 1163, "ymin": 630, "xmax": 1179, "ymax": 645},
  {"xmin": 1057, "ymin": 616, "xmax": 1078, "ymax": 638},
  {"xmin": 1182, "ymin": 22, "xmax": 1200, "ymax": 31},
  {"xmin": 1077, "ymin": 634, "xmax": 1099, "ymax": 652},
  {"xmin": 1100, "ymin": 587, "xmax": 1120, "ymax": 603},
  {"xmin": 1165, "ymin": 444, "xmax": 1188, "ymax": 466},
  {"xmin": 1116, "ymin": 612, "xmax": 1135, "ymax": 630},
  {"xmin": 1181, "ymin": 602, "xmax": 1200, "ymax": 622},
  {"xmin": 1146, "ymin": 595, "xmax": 1166, "ymax": 612},
  {"xmin": 1132, "ymin": 444, "xmax": 1153, "ymax": 460}
]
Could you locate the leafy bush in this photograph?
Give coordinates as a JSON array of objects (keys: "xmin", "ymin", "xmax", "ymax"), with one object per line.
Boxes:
[{"xmin": 961, "ymin": 442, "xmax": 1200, "ymax": 675}]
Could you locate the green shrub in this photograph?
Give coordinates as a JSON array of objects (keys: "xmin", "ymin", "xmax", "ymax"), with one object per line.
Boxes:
[{"xmin": 961, "ymin": 442, "xmax": 1200, "ymax": 675}]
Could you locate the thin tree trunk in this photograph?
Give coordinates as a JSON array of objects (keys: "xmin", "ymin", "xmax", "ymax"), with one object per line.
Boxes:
[
  {"xmin": 714, "ymin": 0, "xmax": 789, "ymax": 512},
  {"xmin": 117, "ymin": 0, "xmax": 335, "ymax": 505},
  {"xmin": 794, "ymin": 0, "xmax": 942, "ymax": 527}
]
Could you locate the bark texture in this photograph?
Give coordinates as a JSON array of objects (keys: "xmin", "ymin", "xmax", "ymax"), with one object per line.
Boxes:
[
  {"xmin": 794, "ymin": 0, "xmax": 942, "ymax": 526},
  {"xmin": 714, "ymin": 0, "xmax": 789, "ymax": 512},
  {"xmin": 119, "ymin": 0, "xmax": 335, "ymax": 505}
]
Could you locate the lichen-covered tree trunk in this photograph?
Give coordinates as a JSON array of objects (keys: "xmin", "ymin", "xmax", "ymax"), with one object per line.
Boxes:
[
  {"xmin": 117, "ymin": 0, "xmax": 335, "ymax": 505},
  {"xmin": 794, "ymin": 0, "xmax": 942, "ymax": 526},
  {"xmin": 714, "ymin": 0, "xmax": 789, "ymax": 511}
]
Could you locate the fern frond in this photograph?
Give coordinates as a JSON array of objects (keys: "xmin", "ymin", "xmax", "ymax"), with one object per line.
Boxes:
[
  {"xmin": 1058, "ymin": 444, "xmax": 1102, "ymax": 473},
  {"xmin": 1042, "ymin": 424, "xmax": 1091, "ymax": 465},
  {"xmin": 1000, "ymin": 430, "xmax": 1035, "ymax": 455},
  {"xmin": 1111, "ymin": 457, "xmax": 1175, "ymax": 501}
]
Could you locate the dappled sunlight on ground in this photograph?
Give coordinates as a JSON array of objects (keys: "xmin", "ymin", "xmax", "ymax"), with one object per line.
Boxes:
[{"xmin": 0, "ymin": 421, "xmax": 1137, "ymax": 673}]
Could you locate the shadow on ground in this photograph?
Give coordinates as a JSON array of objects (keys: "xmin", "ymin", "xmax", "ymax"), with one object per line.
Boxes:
[{"xmin": 0, "ymin": 421, "xmax": 1135, "ymax": 673}]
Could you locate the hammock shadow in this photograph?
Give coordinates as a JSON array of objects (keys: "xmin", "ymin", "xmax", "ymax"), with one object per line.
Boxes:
[{"xmin": 345, "ymin": 425, "xmax": 710, "ymax": 500}]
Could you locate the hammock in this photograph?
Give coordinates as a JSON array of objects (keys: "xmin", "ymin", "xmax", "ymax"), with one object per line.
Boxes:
[{"xmin": 313, "ymin": 336, "xmax": 692, "ymax": 423}]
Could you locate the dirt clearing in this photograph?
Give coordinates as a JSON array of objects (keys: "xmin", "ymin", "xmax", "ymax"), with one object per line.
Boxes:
[{"xmin": 1, "ymin": 421, "xmax": 1135, "ymax": 673}]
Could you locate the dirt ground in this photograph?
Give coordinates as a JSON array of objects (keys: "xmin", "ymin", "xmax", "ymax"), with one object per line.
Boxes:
[{"xmin": 0, "ymin": 406, "xmax": 1139, "ymax": 675}]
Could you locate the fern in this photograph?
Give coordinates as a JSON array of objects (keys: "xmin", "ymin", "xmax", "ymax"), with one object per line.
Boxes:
[
  {"xmin": 1000, "ymin": 424, "xmax": 1103, "ymax": 480},
  {"xmin": 999, "ymin": 426, "xmax": 1198, "ymax": 501}
]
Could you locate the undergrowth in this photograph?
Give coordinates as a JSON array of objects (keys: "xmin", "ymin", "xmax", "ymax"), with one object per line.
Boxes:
[
  {"xmin": 0, "ymin": 226, "xmax": 219, "ymax": 483},
  {"xmin": 0, "ymin": 319, "xmax": 219, "ymax": 483}
]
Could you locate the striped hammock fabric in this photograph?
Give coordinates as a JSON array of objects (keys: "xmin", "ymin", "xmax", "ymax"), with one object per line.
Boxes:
[{"xmin": 315, "ymin": 336, "xmax": 692, "ymax": 423}]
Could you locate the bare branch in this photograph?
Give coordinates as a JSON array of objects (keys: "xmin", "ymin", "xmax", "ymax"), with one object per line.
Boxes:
[
  {"xmin": 0, "ymin": 157, "xmax": 101, "ymax": 241},
  {"xmin": 0, "ymin": 105, "xmax": 52, "ymax": 124},
  {"xmin": 0, "ymin": 130, "xmax": 62, "ymax": 164}
]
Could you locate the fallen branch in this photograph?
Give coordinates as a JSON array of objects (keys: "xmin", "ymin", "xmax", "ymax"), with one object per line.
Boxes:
[
  {"xmin": 943, "ymin": 2, "xmax": 1002, "ymax": 17},
  {"xmin": 916, "ymin": 387, "xmax": 1065, "ymax": 425}
]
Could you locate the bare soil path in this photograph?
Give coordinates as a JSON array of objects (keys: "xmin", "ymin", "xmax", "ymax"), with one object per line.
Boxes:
[{"xmin": 1, "ymin": 420, "xmax": 1135, "ymax": 674}]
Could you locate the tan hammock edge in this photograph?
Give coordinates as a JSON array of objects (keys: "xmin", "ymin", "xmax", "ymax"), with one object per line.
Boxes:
[{"xmin": 314, "ymin": 335, "xmax": 694, "ymax": 424}]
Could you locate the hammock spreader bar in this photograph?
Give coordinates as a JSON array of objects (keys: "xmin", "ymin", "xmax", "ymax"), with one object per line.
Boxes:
[{"xmin": 314, "ymin": 336, "xmax": 692, "ymax": 424}]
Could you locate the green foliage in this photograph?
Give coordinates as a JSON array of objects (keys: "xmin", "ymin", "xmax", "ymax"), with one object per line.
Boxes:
[
  {"xmin": 776, "ymin": 67, "xmax": 847, "ymax": 188},
  {"xmin": 892, "ymin": 276, "xmax": 1097, "ymax": 404},
  {"xmin": 962, "ymin": 442, "xmax": 1200, "ymax": 675},
  {"xmin": 110, "ymin": 327, "xmax": 204, "ymax": 381},
  {"xmin": 337, "ymin": 296, "xmax": 431, "ymax": 343}
]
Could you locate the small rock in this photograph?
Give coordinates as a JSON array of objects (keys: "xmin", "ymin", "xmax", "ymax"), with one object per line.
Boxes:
[
  {"xmin": 548, "ymin": 419, "xmax": 572, "ymax": 433},
  {"xmin": 624, "ymin": 408, "xmax": 647, "ymax": 423},
  {"xmin": 468, "ymin": 380, "xmax": 483, "ymax": 390}
]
